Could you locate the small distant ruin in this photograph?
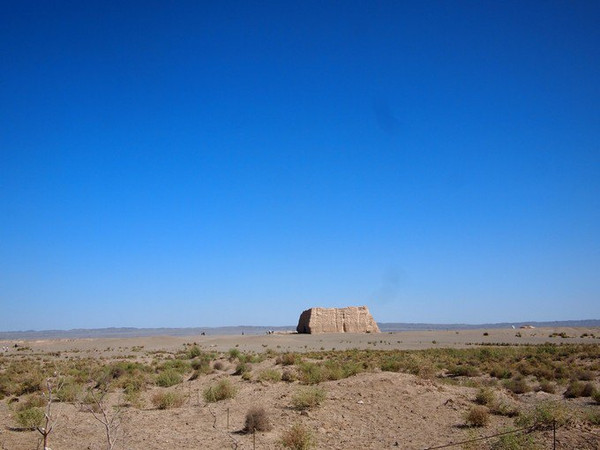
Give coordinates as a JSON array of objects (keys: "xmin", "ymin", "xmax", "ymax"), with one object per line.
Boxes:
[{"xmin": 296, "ymin": 306, "xmax": 380, "ymax": 334}]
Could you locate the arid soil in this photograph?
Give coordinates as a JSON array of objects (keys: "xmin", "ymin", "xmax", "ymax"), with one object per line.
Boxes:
[
  {"xmin": 3, "ymin": 326, "xmax": 598, "ymax": 355},
  {"xmin": 1, "ymin": 328, "xmax": 599, "ymax": 449}
]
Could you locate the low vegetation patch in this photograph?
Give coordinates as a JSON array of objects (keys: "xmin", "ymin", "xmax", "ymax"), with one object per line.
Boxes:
[
  {"xmin": 155, "ymin": 369, "xmax": 183, "ymax": 387},
  {"xmin": 258, "ymin": 369, "xmax": 282, "ymax": 383},
  {"xmin": 466, "ymin": 406, "xmax": 490, "ymax": 427},
  {"xmin": 516, "ymin": 401, "xmax": 573, "ymax": 428},
  {"xmin": 475, "ymin": 388, "xmax": 495, "ymax": 406},
  {"xmin": 280, "ymin": 423, "xmax": 315, "ymax": 450},
  {"xmin": 14, "ymin": 406, "xmax": 44, "ymax": 429},
  {"xmin": 204, "ymin": 379, "xmax": 237, "ymax": 402},
  {"xmin": 504, "ymin": 377, "xmax": 531, "ymax": 394},
  {"xmin": 490, "ymin": 429, "xmax": 540, "ymax": 450},
  {"xmin": 291, "ymin": 387, "xmax": 326, "ymax": 410},
  {"xmin": 244, "ymin": 406, "xmax": 272, "ymax": 432},
  {"xmin": 564, "ymin": 380, "xmax": 595, "ymax": 398},
  {"xmin": 151, "ymin": 391, "xmax": 185, "ymax": 409}
]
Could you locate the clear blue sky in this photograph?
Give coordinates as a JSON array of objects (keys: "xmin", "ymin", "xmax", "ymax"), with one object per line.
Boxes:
[{"xmin": 1, "ymin": 1, "xmax": 599, "ymax": 331}]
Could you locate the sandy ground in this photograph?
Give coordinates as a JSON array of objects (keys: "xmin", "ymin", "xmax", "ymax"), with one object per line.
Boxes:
[
  {"xmin": 2, "ymin": 326, "xmax": 599, "ymax": 355},
  {"xmin": 1, "ymin": 327, "xmax": 599, "ymax": 449}
]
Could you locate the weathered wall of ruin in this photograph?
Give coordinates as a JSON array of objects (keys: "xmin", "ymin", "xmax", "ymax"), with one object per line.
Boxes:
[{"xmin": 296, "ymin": 306, "xmax": 380, "ymax": 334}]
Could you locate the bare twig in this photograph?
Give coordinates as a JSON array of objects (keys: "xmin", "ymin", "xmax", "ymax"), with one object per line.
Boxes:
[
  {"xmin": 36, "ymin": 375, "xmax": 62, "ymax": 450},
  {"xmin": 84, "ymin": 389, "xmax": 123, "ymax": 450}
]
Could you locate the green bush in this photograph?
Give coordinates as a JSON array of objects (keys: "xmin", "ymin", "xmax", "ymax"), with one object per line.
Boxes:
[
  {"xmin": 228, "ymin": 348, "xmax": 241, "ymax": 361},
  {"xmin": 203, "ymin": 379, "xmax": 237, "ymax": 402},
  {"xmin": 258, "ymin": 369, "xmax": 282, "ymax": 383},
  {"xmin": 187, "ymin": 345, "xmax": 202, "ymax": 359},
  {"xmin": 291, "ymin": 387, "xmax": 326, "ymax": 410},
  {"xmin": 156, "ymin": 369, "xmax": 183, "ymax": 387},
  {"xmin": 450, "ymin": 365, "xmax": 480, "ymax": 377},
  {"xmin": 56, "ymin": 380, "xmax": 82, "ymax": 402},
  {"xmin": 14, "ymin": 407, "xmax": 44, "ymax": 429},
  {"xmin": 234, "ymin": 362, "xmax": 250, "ymax": 376},
  {"xmin": 491, "ymin": 429, "xmax": 539, "ymax": 450},
  {"xmin": 159, "ymin": 359, "xmax": 190, "ymax": 374},
  {"xmin": 516, "ymin": 401, "xmax": 572, "ymax": 428}
]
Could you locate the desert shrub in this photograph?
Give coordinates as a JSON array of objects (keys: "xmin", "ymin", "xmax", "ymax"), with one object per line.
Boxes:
[
  {"xmin": 449, "ymin": 365, "xmax": 480, "ymax": 377},
  {"xmin": 241, "ymin": 371, "xmax": 252, "ymax": 381},
  {"xmin": 159, "ymin": 359, "xmax": 190, "ymax": 374},
  {"xmin": 298, "ymin": 361, "xmax": 363, "ymax": 384},
  {"xmin": 123, "ymin": 389, "xmax": 143, "ymax": 408},
  {"xmin": 121, "ymin": 372, "xmax": 147, "ymax": 394},
  {"xmin": 575, "ymin": 369, "xmax": 595, "ymax": 381},
  {"xmin": 564, "ymin": 380, "xmax": 595, "ymax": 398},
  {"xmin": 213, "ymin": 361, "xmax": 225, "ymax": 371},
  {"xmin": 81, "ymin": 391, "xmax": 103, "ymax": 413},
  {"xmin": 380, "ymin": 357, "xmax": 403, "ymax": 372},
  {"xmin": 516, "ymin": 401, "xmax": 572, "ymax": 428},
  {"xmin": 280, "ymin": 423, "xmax": 315, "ymax": 450},
  {"xmin": 156, "ymin": 369, "xmax": 183, "ymax": 387},
  {"xmin": 505, "ymin": 377, "xmax": 530, "ymax": 394},
  {"xmin": 466, "ymin": 406, "xmax": 490, "ymax": 427},
  {"xmin": 298, "ymin": 363, "xmax": 326, "ymax": 384},
  {"xmin": 191, "ymin": 358, "xmax": 212, "ymax": 372},
  {"xmin": 282, "ymin": 369, "xmax": 298, "ymax": 382},
  {"xmin": 14, "ymin": 407, "xmax": 44, "ymax": 430},
  {"xmin": 56, "ymin": 379, "xmax": 83, "ymax": 402},
  {"xmin": 244, "ymin": 406, "xmax": 272, "ymax": 432},
  {"xmin": 291, "ymin": 387, "xmax": 326, "ymax": 410},
  {"xmin": 583, "ymin": 408, "xmax": 600, "ymax": 426},
  {"xmin": 276, "ymin": 353, "xmax": 299, "ymax": 366},
  {"xmin": 228, "ymin": 348, "xmax": 241, "ymax": 361},
  {"xmin": 592, "ymin": 389, "xmax": 600, "ymax": 404},
  {"xmin": 538, "ymin": 379, "xmax": 556, "ymax": 394},
  {"xmin": 258, "ymin": 369, "xmax": 282, "ymax": 383},
  {"xmin": 490, "ymin": 366, "xmax": 512, "ymax": 379},
  {"xmin": 490, "ymin": 400, "xmax": 520, "ymax": 418},
  {"xmin": 16, "ymin": 374, "xmax": 44, "ymax": 396},
  {"xmin": 203, "ymin": 379, "xmax": 236, "ymax": 402},
  {"xmin": 234, "ymin": 362, "xmax": 250, "ymax": 376},
  {"xmin": 151, "ymin": 391, "xmax": 185, "ymax": 409},
  {"xmin": 475, "ymin": 388, "xmax": 495, "ymax": 406},
  {"xmin": 21, "ymin": 393, "xmax": 46, "ymax": 408},
  {"xmin": 490, "ymin": 429, "xmax": 539, "ymax": 450},
  {"xmin": 187, "ymin": 345, "xmax": 202, "ymax": 359},
  {"xmin": 14, "ymin": 407, "xmax": 44, "ymax": 429}
]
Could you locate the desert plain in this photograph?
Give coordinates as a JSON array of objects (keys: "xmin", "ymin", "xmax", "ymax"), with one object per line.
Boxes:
[{"xmin": 1, "ymin": 327, "xmax": 599, "ymax": 449}]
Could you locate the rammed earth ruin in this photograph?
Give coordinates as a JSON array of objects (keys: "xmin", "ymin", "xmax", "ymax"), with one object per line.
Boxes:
[{"xmin": 296, "ymin": 306, "xmax": 380, "ymax": 334}]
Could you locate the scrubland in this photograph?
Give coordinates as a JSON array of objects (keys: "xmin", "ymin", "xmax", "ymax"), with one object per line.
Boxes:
[{"xmin": 1, "ymin": 328, "xmax": 599, "ymax": 449}]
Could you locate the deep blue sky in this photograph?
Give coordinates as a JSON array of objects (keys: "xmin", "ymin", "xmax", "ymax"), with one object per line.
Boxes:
[{"xmin": 1, "ymin": 1, "xmax": 599, "ymax": 331}]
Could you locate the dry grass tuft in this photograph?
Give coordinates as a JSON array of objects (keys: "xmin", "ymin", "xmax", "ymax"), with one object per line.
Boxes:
[
  {"xmin": 244, "ymin": 406, "xmax": 272, "ymax": 432},
  {"xmin": 280, "ymin": 423, "xmax": 315, "ymax": 449},
  {"xmin": 466, "ymin": 406, "xmax": 490, "ymax": 427}
]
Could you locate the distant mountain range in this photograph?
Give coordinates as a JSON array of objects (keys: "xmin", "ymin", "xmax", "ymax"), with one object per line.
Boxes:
[{"xmin": 1, "ymin": 319, "xmax": 599, "ymax": 340}]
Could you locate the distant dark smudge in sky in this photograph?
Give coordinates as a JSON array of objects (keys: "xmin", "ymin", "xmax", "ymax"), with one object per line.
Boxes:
[
  {"xmin": 372, "ymin": 98, "xmax": 402, "ymax": 135},
  {"xmin": 371, "ymin": 267, "xmax": 406, "ymax": 304}
]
